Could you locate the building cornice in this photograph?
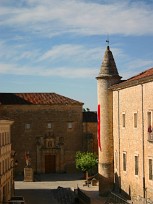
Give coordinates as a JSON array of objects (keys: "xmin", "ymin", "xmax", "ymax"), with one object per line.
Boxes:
[{"xmin": 110, "ymin": 74, "xmax": 153, "ymax": 91}]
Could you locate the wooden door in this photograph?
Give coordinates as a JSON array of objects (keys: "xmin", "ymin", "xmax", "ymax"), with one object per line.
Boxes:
[{"xmin": 45, "ymin": 155, "xmax": 56, "ymax": 173}]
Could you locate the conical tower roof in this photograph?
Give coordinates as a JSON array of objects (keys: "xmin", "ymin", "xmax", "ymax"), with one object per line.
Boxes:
[{"xmin": 97, "ymin": 46, "xmax": 121, "ymax": 79}]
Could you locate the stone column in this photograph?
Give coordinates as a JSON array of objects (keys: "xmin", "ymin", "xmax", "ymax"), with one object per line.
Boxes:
[{"xmin": 97, "ymin": 78, "xmax": 114, "ymax": 195}]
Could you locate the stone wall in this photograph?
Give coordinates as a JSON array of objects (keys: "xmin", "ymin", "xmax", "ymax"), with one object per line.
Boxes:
[
  {"xmin": 0, "ymin": 120, "xmax": 13, "ymax": 203},
  {"xmin": 113, "ymin": 81, "xmax": 153, "ymax": 201},
  {"xmin": 0, "ymin": 104, "xmax": 83, "ymax": 174},
  {"xmin": 82, "ymin": 122, "xmax": 97, "ymax": 155}
]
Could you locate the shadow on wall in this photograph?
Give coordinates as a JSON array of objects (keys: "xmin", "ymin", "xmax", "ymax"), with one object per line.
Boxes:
[{"xmin": 114, "ymin": 172, "xmax": 131, "ymax": 200}]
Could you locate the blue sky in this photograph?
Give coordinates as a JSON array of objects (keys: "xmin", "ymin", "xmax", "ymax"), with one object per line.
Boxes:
[{"xmin": 0, "ymin": 0, "xmax": 153, "ymax": 110}]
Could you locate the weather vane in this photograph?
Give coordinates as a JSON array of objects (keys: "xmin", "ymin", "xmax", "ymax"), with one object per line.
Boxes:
[{"xmin": 106, "ymin": 34, "xmax": 109, "ymax": 46}]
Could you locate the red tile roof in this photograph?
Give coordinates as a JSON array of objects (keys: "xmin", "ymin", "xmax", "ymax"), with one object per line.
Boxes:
[
  {"xmin": 111, "ymin": 67, "xmax": 153, "ymax": 90},
  {"xmin": 0, "ymin": 93, "xmax": 83, "ymax": 105},
  {"xmin": 127, "ymin": 67, "xmax": 153, "ymax": 82}
]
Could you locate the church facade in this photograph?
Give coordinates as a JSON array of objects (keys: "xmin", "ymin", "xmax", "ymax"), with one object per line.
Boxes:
[
  {"xmin": 97, "ymin": 45, "xmax": 153, "ymax": 202},
  {"xmin": 0, "ymin": 93, "xmax": 84, "ymax": 174}
]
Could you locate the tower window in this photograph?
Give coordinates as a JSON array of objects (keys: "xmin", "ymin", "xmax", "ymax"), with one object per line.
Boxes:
[
  {"xmin": 123, "ymin": 152, "xmax": 127, "ymax": 171},
  {"xmin": 135, "ymin": 155, "xmax": 139, "ymax": 175},
  {"xmin": 134, "ymin": 113, "xmax": 138, "ymax": 128},
  {"xmin": 115, "ymin": 150, "xmax": 118, "ymax": 170},
  {"xmin": 122, "ymin": 113, "xmax": 125, "ymax": 128},
  {"xmin": 148, "ymin": 112, "xmax": 153, "ymax": 141},
  {"xmin": 148, "ymin": 112, "xmax": 152, "ymax": 127},
  {"xmin": 149, "ymin": 158, "xmax": 153, "ymax": 180},
  {"xmin": 148, "ymin": 112, "xmax": 152, "ymax": 132}
]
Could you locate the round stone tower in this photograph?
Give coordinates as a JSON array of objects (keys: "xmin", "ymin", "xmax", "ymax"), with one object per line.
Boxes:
[{"xmin": 96, "ymin": 46, "xmax": 121, "ymax": 196}]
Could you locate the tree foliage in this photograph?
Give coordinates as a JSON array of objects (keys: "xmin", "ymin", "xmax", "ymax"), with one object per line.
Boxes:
[{"xmin": 75, "ymin": 151, "xmax": 98, "ymax": 172}]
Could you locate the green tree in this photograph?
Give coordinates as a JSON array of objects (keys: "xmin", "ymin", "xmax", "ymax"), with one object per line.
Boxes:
[{"xmin": 75, "ymin": 151, "xmax": 98, "ymax": 180}]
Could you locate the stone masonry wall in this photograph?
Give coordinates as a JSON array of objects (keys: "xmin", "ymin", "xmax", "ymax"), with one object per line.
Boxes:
[
  {"xmin": 0, "ymin": 104, "xmax": 83, "ymax": 174},
  {"xmin": 82, "ymin": 122, "xmax": 98, "ymax": 155},
  {"xmin": 113, "ymin": 81, "xmax": 153, "ymax": 201}
]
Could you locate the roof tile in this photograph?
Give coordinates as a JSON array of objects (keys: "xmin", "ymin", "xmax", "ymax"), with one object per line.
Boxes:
[
  {"xmin": 0, "ymin": 93, "xmax": 83, "ymax": 105},
  {"xmin": 127, "ymin": 67, "xmax": 153, "ymax": 82}
]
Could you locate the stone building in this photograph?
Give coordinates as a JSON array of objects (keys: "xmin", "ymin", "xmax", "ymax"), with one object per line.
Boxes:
[
  {"xmin": 0, "ymin": 120, "xmax": 14, "ymax": 203},
  {"xmin": 97, "ymin": 45, "xmax": 153, "ymax": 203},
  {"xmin": 112, "ymin": 68, "xmax": 153, "ymax": 202},
  {"xmin": 82, "ymin": 111, "xmax": 97, "ymax": 155},
  {"xmin": 0, "ymin": 93, "xmax": 83, "ymax": 174}
]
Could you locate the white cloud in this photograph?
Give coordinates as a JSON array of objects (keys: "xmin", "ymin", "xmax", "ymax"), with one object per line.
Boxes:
[
  {"xmin": 39, "ymin": 44, "xmax": 103, "ymax": 63},
  {"xmin": 40, "ymin": 44, "xmax": 83, "ymax": 61},
  {"xmin": 0, "ymin": 63, "xmax": 97, "ymax": 78},
  {"xmin": 119, "ymin": 58, "xmax": 153, "ymax": 80},
  {"xmin": 0, "ymin": 0, "xmax": 153, "ymax": 81},
  {"xmin": 126, "ymin": 59, "xmax": 153, "ymax": 70},
  {"xmin": 0, "ymin": 37, "xmax": 104, "ymax": 67},
  {"xmin": 39, "ymin": 67, "xmax": 97, "ymax": 78},
  {"xmin": 0, "ymin": 40, "xmax": 40, "ymax": 62},
  {"xmin": 0, "ymin": 0, "xmax": 153, "ymax": 36}
]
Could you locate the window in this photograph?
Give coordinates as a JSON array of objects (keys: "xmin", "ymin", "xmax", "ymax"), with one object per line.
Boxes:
[
  {"xmin": 149, "ymin": 158, "xmax": 153, "ymax": 180},
  {"xmin": 8, "ymin": 132, "xmax": 10, "ymax": 144},
  {"xmin": 134, "ymin": 113, "xmax": 138, "ymax": 128},
  {"xmin": 148, "ymin": 112, "xmax": 152, "ymax": 128},
  {"xmin": 2, "ymin": 133, "xmax": 4, "ymax": 146},
  {"xmin": 148, "ymin": 112, "xmax": 153, "ymax": 141},
  {"xmin": 47, "ymin": 123, "xmax": 52, "ymax": 129},
  {"xmin": 25, "ymin": 124, "xmax": 31, "ymax": 130},
  {"xmin": 123, "ymin": 152, "xmax": 127, "ymax": 171},
  {"xmin": 115, "ymin": 151, "xmax": 118, "ymax": 169},
  {"xmin": 135, "ymin": 155, "xmax": 139, "ymax": 175},
  {"xmin": 59, "ymin": 137, "xmax": 64, "ymax": 145},
  {"xmin": 2, "ymin": 160, "xmax": 4, "ymax": 174},
  {"xmin": 67, "ymin": 122, "xmax": 72, "ymax": 129},
  {"xmin": 122, "ymin": 113, "xmax": 125, "ymax": 128},
  {"xmin": 0, "ymin": 133, "xmax": 1, "ymax": 146},
  {"xmin": 5, "ymin": 159, "xmax": 7, "ymax": 172},
  {"xmin": 3, "ymin": 132, "xmax": 6, "ymax": 145}
]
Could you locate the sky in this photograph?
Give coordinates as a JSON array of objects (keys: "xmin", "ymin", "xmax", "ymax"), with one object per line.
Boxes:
[{"xmin": 0, "ymin": 0, "xmax": 153, "ymax": 111}]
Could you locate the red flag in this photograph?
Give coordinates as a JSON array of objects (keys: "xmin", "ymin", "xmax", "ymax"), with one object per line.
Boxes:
[{"xmin": 98, "ymin": 104, "xmax": 101, "ymax": 151}]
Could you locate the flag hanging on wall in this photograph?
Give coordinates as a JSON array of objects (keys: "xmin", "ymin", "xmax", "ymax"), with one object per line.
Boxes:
[{"xmin": 98, "ymin": 104, "xmax": 102, "ymax": 151}]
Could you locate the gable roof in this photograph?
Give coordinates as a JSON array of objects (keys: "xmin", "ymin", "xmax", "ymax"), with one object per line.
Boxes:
[
  {"xmin": 0, "ymin": 93, "xmax": 83, "ymax": 105},
  {"xmin": 111, "ymin": 67, "xmax": 153, "ymax": 90}
]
